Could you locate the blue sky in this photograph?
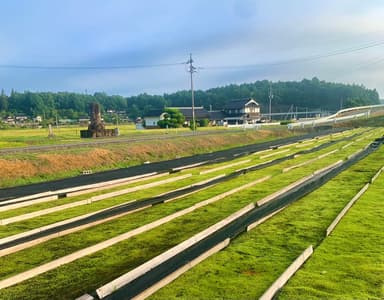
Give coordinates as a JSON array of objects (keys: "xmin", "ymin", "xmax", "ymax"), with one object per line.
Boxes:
[{"xmin": 0, "ymin": 0, "xmax": 383, "ymax": 97}]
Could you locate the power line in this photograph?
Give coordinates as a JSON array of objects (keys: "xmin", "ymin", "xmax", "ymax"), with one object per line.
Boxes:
[
  {"xmin": 200, "ymin": 40, "xmax": 384, "ymax": 70},
  {"xmin": 0, "ymin": 62, "xmax": 186, "ymax": 70}
]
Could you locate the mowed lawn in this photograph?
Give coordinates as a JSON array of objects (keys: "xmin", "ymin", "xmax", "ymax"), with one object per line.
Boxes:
[{"xmin": 279, "ymin": 168, "xmax": 384, "ymax": 299}]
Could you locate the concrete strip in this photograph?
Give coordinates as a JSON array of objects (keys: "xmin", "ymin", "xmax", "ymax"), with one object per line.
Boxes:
[
  {"xmin": 341, "ymin": 142, "xmax": 354, "ymax": 149},
  {"xmin": 371, "ymin": 166, "xmax": 384, "ymax": 183},
  {"xmin": 172, "ymin": 161, "xmax": 208, "ymax": 172},
  {"xmin": 252, "ymin": 148, "xmax": 272, "ymax": 155},
  {"xmin": 0, "ymin": 174, "xmax": 225, "ymax": 254},
  {"xmin": 89, "ymin": 174, "xmax": 192, "ymax": 202},
  {"xmin": 66, "ymin": 173, "xmax": 167, "ymax": 197},
  {"xmin": 326, "ymin": 183, "xmax": 370, "ymax": 236},
  {"xmin": 0, "ymin": 195, "xmax": 58, "ymax": 213},
  {"xmin": 259, "ymin": 245, "xmax": 313, "ymax": 300},
  {"xmin": 0, "ymin": 174, "xmax": 191, "ymax": 225},
  {"xmin": 0, "ymin": 191, "xmax": 55, "ymax": 206},
  {"xmin": 56, "ymin": 172, "xmax": 160, "ymax": 196},
  {"xmin": 199, "ymin": 159, "xmax": 251, "ymax": 175},
  {"xmin": 132, "ymin": 238, "xmax": 231, "ymax": 300},
  {"xmin": 318, "ymin": 149, "xmax": 339, "ymax": 159},
  {"xmin": 312, "ymin": 160, "xmax": 343, "ymax": 175},
  {"xmin": 75, "ymin": 294, "xmax": 95, "ymax": 300},
  {"xmin": 347, "ymin": 148, "xmax": 364, "ymax": 160},
  {"xmin": 163, "ymin": 174, "xmax": 226, "ymax": 203},
  {"xmin": 257, "ymin": 174, "xmax": 313, "ymax": 207},
  {"xmin": 235, "ymin": 160, "xmax": 273, "ymax": 173},
  {"xmin": 247, "ymin": 206, "xmax": 286, "ymax": 231},
  {"xmin": 96, "ymin": 204, "xmax": 255, "ymax": 299},
  {"xmin": 0, "ymin": 206, "xmax": 150, "ymax": 258},
  {"xmin": 260, "ymin": 149, "xmax": 290, "ymax": 159},
  {"xmin": 295, "ymin": 141, "xmax": 314, "ymax": 148},
  {"xmin": 0, "ymin": 178, "xmax": 264, "ymax": 289},
  {"xmin": 282, "ymin": 157, "xmax": 319, "ymax": 173}
]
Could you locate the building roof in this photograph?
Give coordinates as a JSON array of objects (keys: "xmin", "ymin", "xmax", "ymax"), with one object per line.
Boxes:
[
  {"xmin": 224, "ymin": 98, "xmax": 259, "ymax": 110},
  {"xmin": 169, "ymin": 107, "xmax": 210, "ymax": 119},
  {"xmin": 209, "ymin": 110, "xmax": 225, "ymax": 120},
  {"xmin": 143, "ymin": 109, "xmax": 164, "ymax": 118}
]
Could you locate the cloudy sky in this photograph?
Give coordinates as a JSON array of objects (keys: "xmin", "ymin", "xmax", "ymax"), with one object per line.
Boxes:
[{"xmin": 0, "ymin": 0, "xmax": 383, "ymax": 97}]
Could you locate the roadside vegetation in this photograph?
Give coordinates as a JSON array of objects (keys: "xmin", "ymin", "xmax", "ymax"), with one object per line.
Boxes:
[{"xmin": 0, "ymin": 127, "xmax": 296, "ymax": 187}]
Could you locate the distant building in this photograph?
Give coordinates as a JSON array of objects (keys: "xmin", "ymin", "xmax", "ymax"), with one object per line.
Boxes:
[
  {"xmin": 223, "ymin": 98, "xmax": 261, "ymax": 124},
  {"xmin": 168, "ymin": 106, "xmax": 210, "ymax": 123},
  {"xmin": 141, "ymin": 98, "xmax": 261, "ymax": 129},
  {"xmin": 143, "ymin": 109, "xmax": 165, "ymax": 128}
]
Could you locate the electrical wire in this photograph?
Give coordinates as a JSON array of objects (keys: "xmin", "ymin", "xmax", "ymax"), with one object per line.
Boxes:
[
  {"xmin": 0, "ymin": 62, "xmax": 186, "ymax": 70},
  {"xmin": 200, "ymin": 40, "xmax": 384, "ymax": 70}
]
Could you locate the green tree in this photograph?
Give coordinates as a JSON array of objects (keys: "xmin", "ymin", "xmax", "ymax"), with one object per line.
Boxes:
[{"xmin": 157, "ymin": 108, "xmax": 185, "ymax": 128}]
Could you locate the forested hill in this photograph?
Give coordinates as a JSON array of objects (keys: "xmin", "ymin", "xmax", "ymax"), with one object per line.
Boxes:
[{"xmin": 0, "ymin": 77, "xmax": 380, "ymax": 121}]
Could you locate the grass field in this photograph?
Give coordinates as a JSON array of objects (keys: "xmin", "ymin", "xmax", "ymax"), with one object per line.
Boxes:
[
  {"xmin": 149, "ymin": 145, "xmax": 384, "ymax": 299},
  {"xmin": 0, "ymin": 128, "xmax": 381, "ymax": 299},
  {"xmin": 279, "ymin": 169, "xmax": 384, "ymax": 300}
]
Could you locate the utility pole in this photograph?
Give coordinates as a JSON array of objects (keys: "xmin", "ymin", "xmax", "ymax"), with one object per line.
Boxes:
[
  {"xmin": 269, "ymin": 81, "xmax": 273, "ymax": 122},
  {"xmin": 187, "ymin": 53, "xmax": 196, "ymax": 131}
]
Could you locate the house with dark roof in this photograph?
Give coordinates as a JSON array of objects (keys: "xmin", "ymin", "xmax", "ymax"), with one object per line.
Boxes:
[
  {"xmin": 142, "ymin": 109, "xmax": 165, "ymax": 128},
  {"xmin": 223, "ymin": 98, "xmax": 260, "ymax": 124},
  {"xmin": 168, "ymin": 107, "xmax": 210, "ymax": 121}
]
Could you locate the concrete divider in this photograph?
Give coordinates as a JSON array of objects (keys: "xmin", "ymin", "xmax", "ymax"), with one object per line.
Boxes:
[
  {"xmin": 164, "ymin": 174, "xmax": 226, "ymax": 203},
  {"xmin": 0, "ymin": 177, "xmax": 266, "ymax": 289},
  {"xmin": 252, "ymin": 148, "xmax": 272, "ymax": 155},
  {"xmin": 371, "ymin": 166, "xmax": 384, "ymax": 183},
  {"xmin": 347, "ymin": 148, "xmax": 364, "ymax": 160},
  {"xmin": 257, "ymin": 174, "xmax": 313, "ymax": 206},
  {"xmin": 90, "ymin": 174, "xmax": 192, "ymax": 202},
  {"xmin": 0, "ymin": 174, "xmax": 227, "ymax": 256},
  {"xmin": 341, "ymin": 142, "xmax": 354, "ymax": 149},
  {"xmin": 317, "ymin": 149, "xmax": 339, "ymax": 159},
  {"xmin": 282, "ymin": 157, "xmax": 319, "ymax": 173},
  {"xmin": 0, "ymin": 174, "xmax": 191, "ymax": 225},
  {"xmin": 0, "ymin": 191, "xmax": 55, "ymax": 206},
  {"xmin": 132, "ymin": 238, "xmax": 231, "ymax": 300},
  {"xmin": 66, "ymin": 172, "xmax": 167, "ymax": 197},
  {"xmin": 295, "ymin": 141, "xmax": 314, "ymax": 148},
  {"xmin": 0, "ymin": 195, "xmax": 58, "ymax": 213},
  {"xmin": 0, "ymin": 205, "xmax": 151, "ymax": 258},
  {"xmin": 75, "ymin": 294, "xmax": 95, "ymax": 300},
  {"xmin": 96, "ymin": 204, "xmax": 255, "ymax": 299},
  {"xmin": 312, "ymin": 160, "xmax": 343, "ymax": 175},
  {"xmin": 247, "ymin": 206, "xmax": 286, "ymax": 231},
  {"xmin": 259, "ymin": 245, "xmax": 313, "ymax": 300},
  {"xmin": 260, "ymin": 149, "xmax": 290, "ymax": 159},
  {"xmin": 235, "ymin": 160, "xmax": 273, "ymax": 173},
  {"xmin": 326, "ymin": 183, "xmax": 370, "ymax": 236},
  {"xmin": 56, "ymin": 172, "xmax": 160, "ymax": 196},
  {"xmin": 172, "ymin": 161, "xmax": 208, "ymax": 172},
  {"xmin": 199, "ymin": 159, "xmax": 251, "ymax": 175}
]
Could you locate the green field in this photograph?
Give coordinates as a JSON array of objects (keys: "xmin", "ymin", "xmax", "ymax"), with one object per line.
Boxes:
[{"xmin": 0, "ymin": 122, "xmax": 383, "ymax": 299}]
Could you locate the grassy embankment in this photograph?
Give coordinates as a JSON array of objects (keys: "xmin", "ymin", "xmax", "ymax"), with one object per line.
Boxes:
[
  {"xmin": 0, "ymin": 127, "xmax": 366, "ymax": 236},
  {"xmin": 0, "ymin": 128, "xmax": 378, "ymax": 300},
  {"xmin": 0, "ymin": 125, "xmax": 297, "ymax": 188},
  {"xmin": 149, "ymin": 138, "xmax": 384, "ymax": 299},
  {"xmin": 279, "ymin": 169, "xmax": 384, "ymax": 299}
]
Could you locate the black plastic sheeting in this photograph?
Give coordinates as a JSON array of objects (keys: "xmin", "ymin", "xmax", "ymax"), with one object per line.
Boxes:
[{"xmin": 102, "ymin": 140, "xmax": 380, "ymax": 300}]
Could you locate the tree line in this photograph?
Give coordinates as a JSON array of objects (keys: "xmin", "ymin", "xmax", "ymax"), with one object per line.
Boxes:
[{"xmin": 0, "ymin": 77, "xmax": 380, "ymax": 123}]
